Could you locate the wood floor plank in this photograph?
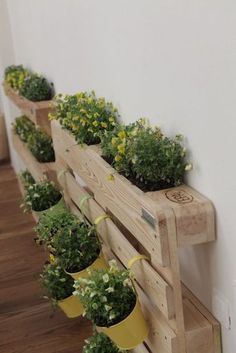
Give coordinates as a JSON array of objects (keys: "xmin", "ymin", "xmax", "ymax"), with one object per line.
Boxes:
[{"xmin": 0, "ymin": 164, "xmax": 92, "ymax": 353}]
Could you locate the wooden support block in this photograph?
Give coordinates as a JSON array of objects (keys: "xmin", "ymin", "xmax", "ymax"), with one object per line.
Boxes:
[
  {"xmin": 3, "ymin": 82, "xmax": 52, "ymax": 136},
  {"xmin": 11, "ymin": 130, "xmax": 56, "ymax": 183}
]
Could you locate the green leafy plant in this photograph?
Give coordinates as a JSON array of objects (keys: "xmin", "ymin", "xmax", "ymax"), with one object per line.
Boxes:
[
  {"xmin": 19, "ymin": 169, "xmax": 35, "ymax": 189},
  {"xmin": 27, "ymin": 128, "xmax": 55, "ymax": 163},
  {"xmin": 49, "ymin": 91, "xmax": 118, "ymax": 145},
  {"xmin": 101, "ymin": 118, "xmax": 192, "ymax": 191},
  {"xmin": 21, "ymin": 179, "xmax": 62, "ymax": 213},
  {"xmin": 4, "ymin": 64, "xmax": 53, "ymax": 101},
  {"xmin": 13, "ymin": 115, "xmax": 35, "ymax": 142},
  {"xmin": 4, "ymin": 65, "xmax": 30, "ymax": 91},
  {"xmin": 35, "ymin": 210, "xmax": 79, "ymax": 247},
  {"xmin": 83, "ymin": 332, "xmax": 124, "ymax": 353},
  {"xmin": 40, "ymin": 263, "xmax": 74, "ymax": 302},
  {"xmin": 19, "ymin": 74, "xmax": 53, "ymax": 102},
  {"xmin": 74, "ymin": 260, "xmax": 136, "ymax": 327},
  {"xmin": 52, "ymin": 220, "xmax": 101, "ymax": 273},
  {"xmin": 13, "ymin": 115, "xmax": 55, "ymax": 163}
]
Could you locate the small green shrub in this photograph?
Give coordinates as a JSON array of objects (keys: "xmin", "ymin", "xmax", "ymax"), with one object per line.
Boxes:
[
  {"xmin": 19, "ymin": 74, "xmax": 53, "ymax": 102},
  {"xmin": 35, "ymin": 210, "xmax": 79, "ymax": 247},
  {"xmin": 101, "ymin": 118, "xmax": 192, "ymax": 191},
  {"xmin": 27, "ymin": 128, "xmax": 55, "ymax": 163},
  {"xmin": 83, "ymin": 332, "xmax": 124, "ymax": 353},
  {"xmin": 52, "ymin": 221, "xmax": 101, "ymax": 273},
  {"xmin": 19, "ymin": 170, "xmax": 35, "ymax": 189},
  {"xmin": 21, "ymin": 179, "xmax": 62, "ymax": 212},
  {"xmin": 74, "ymin": 260, "xmax": 136, "ymax": 327},
  {"xmin": 13, "ymin": 115, "xmax": 55, "ymax": 163},
  {"xmin": 49, "ymin": 91, "xmax": 118, "ymax": 145},
  {"xmin": 4, "ymin": 64, "xmax": 53, "ymax": 101},
  {"xmin": 40, "ymin": 263, "xmax": 74, "ymax": 302},
  {"xmin": 13, "ymin": 115, "xmax": 35, "ymax": 142}
]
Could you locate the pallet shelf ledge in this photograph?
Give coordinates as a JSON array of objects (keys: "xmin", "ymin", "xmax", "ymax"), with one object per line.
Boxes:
[{"xmin": 3, "ymin": 82, "xmax": 52, "ymax": 136}]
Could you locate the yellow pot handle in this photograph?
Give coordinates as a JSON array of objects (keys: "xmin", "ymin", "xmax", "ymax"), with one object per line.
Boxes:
[
  {"xmin": 128, "ymin": 255, "xmax": 149, "ymax": 269},
  {"xmin": 94, "ymin": 214, "xmax": 110, "ymax": 226},
  {"xmin": 79, "ymin": 195, "xmax": 94, "ymax": 214}
]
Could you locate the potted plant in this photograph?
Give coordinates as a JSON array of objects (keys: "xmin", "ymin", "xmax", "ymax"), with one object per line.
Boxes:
[
  {"xmin": 101, "ymin": 118, "xmax": 192, "ymax": 192},
  {"xmin": 52, "ymin": 220, "xmax": 107, "ymax": 280},
  {"xmin": 73, "ymin": 260, "xmax": 148, "ymax": 350},
  {"xmin": 21, "ymin": 179, "xmax": 65, "ymax": 217},
  {"xmin": 49, "ymin": 91, "xmax": 118, "ymax": 145},
  {"xmin": 40, "ymin": 263, "xmax": 83, "ymax": 318},
  {"xmin": 4, "ymin": 65, "xmax": 53, "ymax": 102},
  {"xmin": 35, "ymin": 209, "xmax": 78, "ymax": 247},
  {"xmin": 83, "ymin": 331, "xmax": 125, "ymax": 353}
]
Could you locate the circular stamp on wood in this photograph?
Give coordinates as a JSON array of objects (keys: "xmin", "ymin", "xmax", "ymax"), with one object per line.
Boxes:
[{"xmin": 165, "ymin": 189, "xmax": 194, "ymax": 204}]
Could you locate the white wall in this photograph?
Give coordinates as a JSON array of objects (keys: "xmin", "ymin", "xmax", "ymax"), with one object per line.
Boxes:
[{"xmin": 1, "ymin": 0, "xmax": 236, "ymax": 351}]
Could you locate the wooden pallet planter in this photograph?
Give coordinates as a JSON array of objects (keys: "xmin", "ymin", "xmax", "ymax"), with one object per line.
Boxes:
[
  {"xmin": 54, "ymin": 157, "xmax": 221, "ymax": 353},
  {"xmin": 52, "ymin": 121, "xmax": 221, "ymax": 353},
  {"xmin": 51, "ymin": 120, "xmax": 215, "ymax": 268},
  {"xmin": 11, "ymin": 130, "xmax": 56, "ymax": 183},
  {"xmin": 3, "ymin": 82, "xmax": 52, "ymax": 136}
]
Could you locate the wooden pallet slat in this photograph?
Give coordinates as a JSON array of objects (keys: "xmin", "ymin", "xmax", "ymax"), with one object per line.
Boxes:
[{"xmin": 3, "ymin": 82, "xmax": 52, "ymax": 136}]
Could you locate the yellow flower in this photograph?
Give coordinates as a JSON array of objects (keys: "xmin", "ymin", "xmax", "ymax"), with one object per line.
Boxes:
[
  {"xmin": 118, "ymin": 131, "xmax": 126, "ymax": 139},
  {"xmin": 109, "ymin": 117, "xmax": 114, "ymax": 122},
  {"xmin": 101, "ymin": 122, "xmax": 107, "ymax": 128},
  {"xmin": 117, "ymin": 144, "xmax": 125, "ymax": 154},
  {"xmin": 107, "ymin": 174, "xmax": 115, "ymax": 181},
  {"xmin": 111, "ymin": 137, "xmax": 118, "ymax": 146},
  {"xmin": 92, "ymin": 121, "xmax": 99, "ymax": 127},
  {"xmin": 115, "ymin": 155, "xmax": 122, "ymax": 162}
]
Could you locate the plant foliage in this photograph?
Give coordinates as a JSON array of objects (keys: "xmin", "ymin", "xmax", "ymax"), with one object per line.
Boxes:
[
  {"xmin": 13, "ymin": 115, "xmax": 35, "ymax": 142},
  {"xmin": 19, "ymin": 169, "xmax": 35, "ymax": 189},
  {"xmin": 52, "ymin": 220, "xmax": 101, "ymax": 273},
  {"xmin": 21, "ymin": 179, "xmax": 62, "ymax": 212},
  {"xmin": 83, "ymin": 332, "xmax": 124, "ymax": 353},
  {"xmin": 74, "ymin": 260, "xmax": 136, "ymax": 327},
  {"xmin": 49, "ymin": 91, "xmax": 118, "ymax": 145},
  {"xmin": 101, "ymin": 118, "xmax": 192, "ymax": 191},
  {"xmin": 4, "ymin": 64, "xmax": 53, "ymax": 101},
  {"xmin": 40, "ymin": 263, "xmax": 74, "ymax": 302}
]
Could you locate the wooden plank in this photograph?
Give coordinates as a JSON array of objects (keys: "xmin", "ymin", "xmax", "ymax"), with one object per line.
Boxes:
[
  {"xmin": 3, "ymin": 82, "xmax": 52, "ymax": 135},
  {"xmin": 11, "ymin": 130, "xmax": 56, "ymax": 182},
  {"xmin": 182, "ymin": 285, "xmax": 222, "ymax": 353},
  {"xmin": 60, "ymin": 170, "xmax": 175, "ymax": 321},
  {"xmin": 0, "ymin": 113, "xmax": 9, "ymax": 162}
]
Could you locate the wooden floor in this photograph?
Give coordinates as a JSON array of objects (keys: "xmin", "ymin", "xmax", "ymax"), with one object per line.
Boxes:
[{"xmin": 0, "ymin": 164, "xmax": 92, "ymax": 353}]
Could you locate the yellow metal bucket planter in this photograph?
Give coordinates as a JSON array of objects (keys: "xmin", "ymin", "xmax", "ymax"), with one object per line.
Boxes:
[
  {"xmin": 98, "ymin": 299, "xmax": 148, "ymax": 350},
  {"xmin": 65, "ymin": 253, "xmax": 108, "ymax": 316},
  {"xmin": 34, "ymin": 197, "xmax": 66, "ymax": 218},
  {"xmin": 66, "ymin": 252, "xmax": 108, "ymax": 280},
  {"xmin": 57, "ymin": 294, "xmax": 83, "ymax": 318}
]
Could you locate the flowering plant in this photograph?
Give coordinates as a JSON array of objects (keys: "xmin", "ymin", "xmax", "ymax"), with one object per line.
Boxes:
[
  {"xmin": 19, "ymin": 169, "xmax": 35, "ymax": 189},
  {"xmin": 13, "ymin": 115, "xmax": 35, "ymax": 142},
  {"xmin": 21, "ymin": 179, "xmax": 62, "ymax": 212},
  {"xmin": 4, "ymin": 65, "xmax": 29, "ymax": 91},
  {"xmin": 40, "ymin": 263, "xmax": 74, "ymax": 302},
  {"xmin": 83, "ymin": 332, "xmax": 124, "ymax": 353},
  {"xmin": 73, "ymin": 260, "xmax": 136, "ymax": 327},
  {"xmin": 27, "ymin": 128, "xmax": 55, "ymax": 163},
  {"xmin": 49, "ymin": 91, "xmax": 118, "ymax": 145},
  {"xmin": 52, "ymin": 221, "xmax": 101, "ymax": 273},
  {"xmin": 101, "ymin": 118, "xmax": 192, "ymax": 191},
  {"xmin": 13, "ymin": 115, "xmax": 55, "ymax": 163},
  {"xmin": 35, "ymin": 209, "xmax": 78, "ymax": 247},
  {"xmin": 4, "ymin": 64, "xmax": 53, "ymax": 101}
]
